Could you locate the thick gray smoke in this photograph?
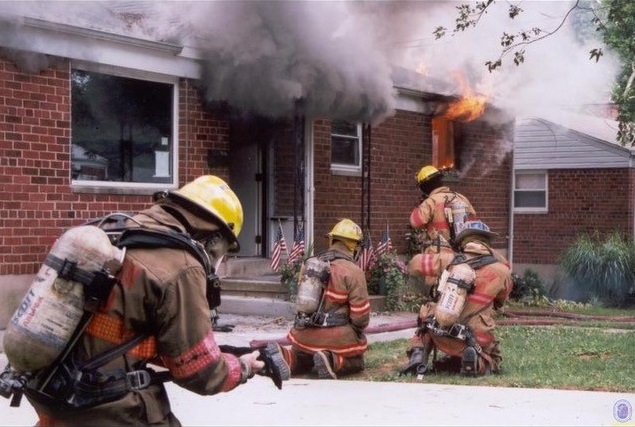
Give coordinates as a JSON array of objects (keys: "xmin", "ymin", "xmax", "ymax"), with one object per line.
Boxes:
[{"xmin": 0, "ymin": 1, "xmax": 622, "ymax": 127}]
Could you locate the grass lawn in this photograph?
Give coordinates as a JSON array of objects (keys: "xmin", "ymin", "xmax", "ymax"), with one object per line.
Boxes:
[{"xmin": 347, "ymin": 309, "xmax": 635, "ymax": 393}]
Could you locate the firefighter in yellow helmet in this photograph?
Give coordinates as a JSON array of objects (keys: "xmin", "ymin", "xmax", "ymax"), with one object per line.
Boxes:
[
  {"xmin": 409, "ymin": 165, "xmax": 478, "ymax": 298},
  {"xmin": 26, "ymin": 175, "xmax": 273, "ymax": 426},
  {"xmin": 411, "ymin": 165, "xmax": 477, "ymax": 248},
  {"xmin": 268, "ymin": 218, "xmax": 371, "ymax": 380}
]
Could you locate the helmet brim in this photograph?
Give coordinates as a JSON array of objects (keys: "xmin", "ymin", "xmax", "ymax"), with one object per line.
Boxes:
[
  {"xmin": 456, "ymin": 228, "xmax": 498, "ymax": 242},
  {"xmin": 167, "ymin": 191, "xmax": 241, "ymax": 252}
]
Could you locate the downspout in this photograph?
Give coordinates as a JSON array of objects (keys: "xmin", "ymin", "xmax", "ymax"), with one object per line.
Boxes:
[
  {"xmin": 508, "ymin": 121, "xmax": 515, "ymax": 269},
  {"xmin": 305, "ymin": 118, "xmax": 315, "ymax": 254},
  {"xmin": 362, "ymin": 123, "xmax": 372, "ymax": 231}
]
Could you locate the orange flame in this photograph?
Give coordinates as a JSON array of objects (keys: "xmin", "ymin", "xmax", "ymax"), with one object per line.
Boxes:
[{"xmin": 443, "ymin": 71, "xmax": 492, "ymax": 122}]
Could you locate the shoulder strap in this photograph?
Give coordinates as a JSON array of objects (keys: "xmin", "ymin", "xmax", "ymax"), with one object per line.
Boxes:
[
  {"xmin": 318, "ymin": 250, "xmax": 353, "ymax": 263},
  {"xmin": 115, "ymin": 228, "xmax": 212, "ymax": 274},
  {"xmin": 465, "ymin": 254, "xmax": 498, "ymax": 270}
]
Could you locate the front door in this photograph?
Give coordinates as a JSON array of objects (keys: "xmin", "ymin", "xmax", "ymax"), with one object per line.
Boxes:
[{"xmin": 229, "ymin": 119, "xmax": 265, "ymax": 257}]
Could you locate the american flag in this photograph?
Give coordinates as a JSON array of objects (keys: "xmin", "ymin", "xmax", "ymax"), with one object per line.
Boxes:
[
  {"xmin": 375, "ymin": 224, "xmax": 393, "ymax": 258},
  {"xmin": 270, "ymin": 227, "xmax": 287, "ymax": 272},
  {"xmin": 357, "ymin": 231, "xmax": 376, "ymax": 272},
  {"xmin": 288, "ymin": 225, "xmax": 305, "ymax": 264}
]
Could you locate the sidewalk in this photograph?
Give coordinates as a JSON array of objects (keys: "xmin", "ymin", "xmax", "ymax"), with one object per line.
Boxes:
[{"xmin": 1, "ymin": 313, "xmax": 634, "ymax": 426}]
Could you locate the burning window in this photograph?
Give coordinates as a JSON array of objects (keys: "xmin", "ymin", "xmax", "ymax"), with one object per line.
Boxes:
[
  {"xmin": 330, "ymin": 120, "xmax": 362, "ymax": 174},
  {"xmin": 432, "ymin": 71, "xmax": 489, "ymax": 172},
  {"xmin": 71, "ymin": 68, "xmax": 176, "ymax": 188},
  {"xmin": 432, "ymin": 117, "xmax": 456, "ymax": 170}
]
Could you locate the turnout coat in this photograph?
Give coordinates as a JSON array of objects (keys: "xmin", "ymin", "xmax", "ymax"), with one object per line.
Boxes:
[{"xmin": 29, "ymin": 203, "xmax": 246, "ymax": 426}]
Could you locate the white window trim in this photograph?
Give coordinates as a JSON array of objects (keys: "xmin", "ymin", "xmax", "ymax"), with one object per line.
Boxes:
[
  {"xmin": 330, "ymin": 122, "xmax": 362, "ymax": 176},
  {"xmin": 70, "ymin": 61, "xmax": 180, "ymax": 194},
  {"xmin": 513, "ymin": 169, "xmax": 548, "ymax": 213}
]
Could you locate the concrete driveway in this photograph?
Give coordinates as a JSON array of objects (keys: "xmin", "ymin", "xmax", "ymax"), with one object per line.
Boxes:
[
  {"xmin": 1, "ymin": 354, "xmax": 632, "ymax": 426},
  {"xmin": 1, "ymin": 312, "xmax": 634, "ymax": 426}
]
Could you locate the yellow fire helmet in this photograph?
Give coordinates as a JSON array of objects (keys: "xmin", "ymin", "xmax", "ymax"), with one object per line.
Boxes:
[
  {"xmin": 326, "ymin": 218, "xmax": 363, "ymax": 251},
  {"xmin": 170, "ymin": 175, "xmax": 243, "ymax": 252},
  {"xmin": 415, "ymin": 165, "xmax": 441, "ymax": 184}
]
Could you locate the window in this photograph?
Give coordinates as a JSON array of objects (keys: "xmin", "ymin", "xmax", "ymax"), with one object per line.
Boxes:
[
  {"xmin": 331, "ymin": 120, "xmax": 361, "ymax": 174},
  {"xmin": 514, "ymin": 171, "xmax": 548, "ymax": 212},
  {"xmin": 71, "ymin": 67, "xmax": 177, "ymax": 190},
  {"xmin": 432, "ymin": 117, "xmax": 456, "ymax": 170}
]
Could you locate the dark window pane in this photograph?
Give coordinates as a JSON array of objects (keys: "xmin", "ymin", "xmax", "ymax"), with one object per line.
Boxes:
[
  {"xmin": 331, "ymin": 135, "xmax": 359, "ymax": 165},
  {"xmin": 514, "ymin": 191, "xmax": 546, "ymax": 208},
  {"xmin": 71, "ymin": 70, "xmax": 174, "ymax": 183},
  {"xmin": 331, "ymin": 120, "xmax": 357, "ymax": 136}
]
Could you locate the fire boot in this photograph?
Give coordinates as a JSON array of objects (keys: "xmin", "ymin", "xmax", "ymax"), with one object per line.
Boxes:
[
  {"xmin": 460, "ymin": 346, "xmax": 479, "ymax": 376},
  {"xmin": 398, "ymin": 347, "xmax": 429, "ymax": 377},
  {"xmin": 313, "ymin": 351, "xmax": 337, "ymax": 379}
]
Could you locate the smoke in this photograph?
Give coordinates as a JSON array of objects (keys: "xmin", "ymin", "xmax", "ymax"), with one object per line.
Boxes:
[
  {"xmin": 390, "ymin": 1, "xmax": 621, "ymax": 123},
  {"xmin": 0, "ymin": 1, "xmax": 622, "ymax": 127}
]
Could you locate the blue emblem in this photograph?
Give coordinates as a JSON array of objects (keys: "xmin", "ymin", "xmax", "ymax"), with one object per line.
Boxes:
[{"xmin": 614, "ymin": 399, "xmax": 633, "ymax": 423}]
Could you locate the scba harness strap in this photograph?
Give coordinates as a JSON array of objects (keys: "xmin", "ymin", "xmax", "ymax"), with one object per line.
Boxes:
[{"xmin": 293, "ymin": 251, "xmax": 352, "ymax": 328}]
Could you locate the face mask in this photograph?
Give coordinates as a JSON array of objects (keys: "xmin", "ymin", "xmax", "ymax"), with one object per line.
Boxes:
[{"xmin": 202, "ymin": 232, "xmax": 230, "ymax": 265}]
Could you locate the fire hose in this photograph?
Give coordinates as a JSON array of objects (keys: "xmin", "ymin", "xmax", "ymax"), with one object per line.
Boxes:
[{"xmin": 248, "ymin": 310, "xmax": 635, "ymax": 348}]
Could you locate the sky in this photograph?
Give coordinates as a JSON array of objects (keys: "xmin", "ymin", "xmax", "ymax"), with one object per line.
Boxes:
[{"xmin": 0, "ymin": 0, "xmax": 622, "ymax": 127}]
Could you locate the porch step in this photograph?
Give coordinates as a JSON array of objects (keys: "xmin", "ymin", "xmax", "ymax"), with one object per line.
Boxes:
[
  {"xmin": 221, "ymin": 274, "xmax": 288, "ymax": 300},
  {"xmin": 218, "ymin": 257, "xmax": 386, "ymax": 316}
]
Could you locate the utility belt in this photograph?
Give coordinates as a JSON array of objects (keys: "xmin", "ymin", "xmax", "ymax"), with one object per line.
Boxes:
[
  {"xmin": 25, "ymin": 360, "xmax": 170, "ymax": 411},
  {"xmin": 420, "ymin": 316, "xmax": 469, "ymax": 341},
  {"xmin": 294, "ymin": 311, "xmax": 349, "ymax": 328}
]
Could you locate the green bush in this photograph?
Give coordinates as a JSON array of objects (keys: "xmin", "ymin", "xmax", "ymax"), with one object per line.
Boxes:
[
  {"xmin": 558, "ymin": 232, "xmax": 635, "ymax": 308},
  {"xmin": 510, "ymin": 269, "xmax": 547, "ymax": 303},
  {"xmin": 367, "ymin": 252, "xmax": 408, "ymax": 311}
]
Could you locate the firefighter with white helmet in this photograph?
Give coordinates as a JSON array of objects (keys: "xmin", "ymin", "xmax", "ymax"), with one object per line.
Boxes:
[
  {"xmin": 268, "ymin": 218, "xmax": 371, "ymax": 380},
  {"xmin": 18, "ymin": 175, "xmax": 272, "ymax": 426},
  {"xmin": 400, "ymin": 220, "xmax": 513, "ymax": 377}
]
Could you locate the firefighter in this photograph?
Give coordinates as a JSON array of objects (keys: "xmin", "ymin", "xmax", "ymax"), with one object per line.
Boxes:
[
  {"xmin": 410, "ymin": 164, "xmax": 477, "ymax": 249},
  {"xmin": 270, "ymin": 219, "xmax": 371, "ymax": 379},
  {"xmin": 25, "ymin": 175, "xmax": 269, "ymax": 426},
  {"xmin": 400, "ymin": 220, "xmax": 513, "ymax": 377},
  {"xmin": 409, "ymin": 164, "xmax": 477, "ymax": 296}
]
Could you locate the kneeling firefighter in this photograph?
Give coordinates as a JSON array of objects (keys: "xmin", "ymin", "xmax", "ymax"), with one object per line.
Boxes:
[
  {"xmin": 400, "ymin": 220, "xmax": 513, "ymax": 377},
  {"xmin": 0, "ymin": 175, "xmax": 287, "ymax": 426},
  {"xmin": 268, "ymin": 218, "xmax": 372, "ymax": 379}
]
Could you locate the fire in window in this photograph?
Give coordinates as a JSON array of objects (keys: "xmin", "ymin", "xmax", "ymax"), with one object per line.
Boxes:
[{"xmin": 432, "ymin": 72, "xmax": 489, "ymax": 172}]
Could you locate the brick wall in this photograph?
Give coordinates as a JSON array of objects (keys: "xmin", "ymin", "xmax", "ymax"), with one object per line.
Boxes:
[
  {"xmin": 0, "ymin": 57, "xmax": 228, "ymax": 276},
  {"xmin": 513, "ymin": 168, "xmax": 634, "ymax": 264},
  {"xmin": 312, "ymin": 111, "xmax": 512, "ymax": 254}
]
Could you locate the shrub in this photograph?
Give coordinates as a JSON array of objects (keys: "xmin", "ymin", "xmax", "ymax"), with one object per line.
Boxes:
[
  {"xmin": 510, "ymin": 269, "xmax": 547, "ymax": 303},
  {"xmin": 367, "ymin": 252, "xmax": 408, "ymax": 311},
  {"xmin": 558, "ymin": 232, "xmax": 635, "ymax": 308}
]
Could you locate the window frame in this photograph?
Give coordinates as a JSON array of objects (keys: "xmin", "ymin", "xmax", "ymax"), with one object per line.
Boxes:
[
  {"xmin": 330, "ymin": 120, "xmax": 362, "ymax": 176},
  {"xmin": 513, "ymin": 170, "xmax": 548, "ymax": 213},
  {"xmin": 70, "ymin": 61, "xmax": 179, "ymax": 194}
]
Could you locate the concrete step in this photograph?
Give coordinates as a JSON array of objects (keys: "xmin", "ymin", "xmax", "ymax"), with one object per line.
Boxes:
[
  {"xmin": 217, "ymin": 257, "xmax": 387, "ymax": 317},
  {"xmin": 220, "ymin": 257, "xmax": 274, "ymax": 277},
  {"xmin": 221, "ymin": 274, "xmax": 288, "ymax": 300}
]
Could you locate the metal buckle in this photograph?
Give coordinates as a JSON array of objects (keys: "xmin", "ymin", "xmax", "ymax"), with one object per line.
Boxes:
[
  {"xmin": 448, "ymin": 323, "xmax": 467, "ymax": 340},
  {"xmin": 125, "ymin": 370, "xmax": 151, "ymax": 390}
]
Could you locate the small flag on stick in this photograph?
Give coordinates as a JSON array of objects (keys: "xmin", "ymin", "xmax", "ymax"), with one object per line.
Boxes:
[
  {"xmin": 271, "ymin": 221, "xmax": 288, "ymax": 272},
  {"xmin": 288, "ymin": 225, "xmax": 305, "ymax": 264},
  {"xmin": 375, "ymin": 223, "xmax": 393, "ymax": 258},
  {"xmin": 358, "ymin": 230, "xmax": 376, "ymax": 272}
]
